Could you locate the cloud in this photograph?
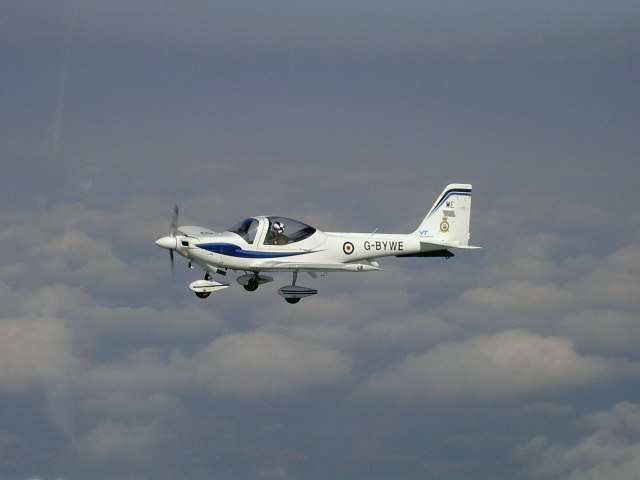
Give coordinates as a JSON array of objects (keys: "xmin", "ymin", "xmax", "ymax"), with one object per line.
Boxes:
[
  {"xmin": 194, "ymin": 331, "xmax": 352, "ymax": 396},
  {"xmin": 518, "ymin": 432, "xmax": 640, "ymax": 480},
  {"xmin": 581, "ymin": 402, "xmax": 640, "ymax": 436},
  {"xmin": 0, "ymin": 317, "xmax": 79, "ymax": 393},
  {"xmin": 362, "ymin": 312, "xmax": 460, "ymax": 351},
  {"xmin": 568, "ymin": 244, "xmax": 640, "ymax": 310},
  {"xmin": 80, "ymin": 330, "xmax": 352, "ymax": 401},
  {"xmin": 82, "ymin": 421, "xmax": 164, "ymax": 461},
  {"xmin": 519, "ymin": 402, "xmax": 573, "ymax": 417},
  {"xmin": 83, "ymin": 391, "xmax": 183, "ymax": 421},
  {"xmin": 0, "ymin": 212, "xmax": 129, "ymax": 295},
  {"xmin": 429, "ymin": 242, "xmax": 640, "ymax": 358},
  {"xmin": 460, "ymin": 281, "xmax": 574, "ymax": 312},
  {"xmin": 362, "ymin": 330, "xmax": 638, "ymax": 401},
  {"xmin": 81, "ymin": 348, "xmax": 188, "ymax": 395},
  {"xmin": 516, "ymin": 402, "xmax": 640, "ymax": 480},
  {"xmin": 84, "ymin": 304, "xmax": 226, "ymax": 338},
  {"xmin": 254, "ymin": 278, "xmax": 461, "ymax": 358},
  {"xmin": 0, "ymin": 201, "xmax": 175, "ymax": 296},
  {"xmin": 558, "ymin": 310, "xmax": 640, "ymax": 355},
  {"xmin": 255, "ymin": 464, "xmax": 290, "ymax": 480}
]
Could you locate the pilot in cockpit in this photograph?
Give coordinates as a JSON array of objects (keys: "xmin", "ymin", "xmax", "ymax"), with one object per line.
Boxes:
[{"xmin": 266, "ymin": 220, "xmax": 288, "ymax": 245}]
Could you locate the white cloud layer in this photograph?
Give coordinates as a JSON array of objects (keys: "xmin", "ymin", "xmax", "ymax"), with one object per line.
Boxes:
[
  {"xmin": 193, "ymin": 332, "xmax": 353, "ymax": 396},
  {"xmin": 362, "ymin": 330, "xmax": 640, "ymax": 401},
  {"xmin": 517, "ymin": 402, "xmax": 640, "ymax": 480},
  {"xmin": 0, "ymin": 317, "xmax": 79, "ymax": 393},
  {"xmin": 82, "ymin": 421, "xmax": 164, "ymax": 461},
  {"xmin": 80, "ymin": 332, "xmax": 352, "ymax": 400}
]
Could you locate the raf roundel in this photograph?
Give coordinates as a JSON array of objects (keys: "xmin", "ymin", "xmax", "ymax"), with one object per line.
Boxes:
[{"xmin": 343, "ymin": 242, "xmax": 354, "ymax": 255}]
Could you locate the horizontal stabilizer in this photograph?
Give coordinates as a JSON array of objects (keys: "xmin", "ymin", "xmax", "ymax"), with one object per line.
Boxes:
[
  {"xmin": 419, "ymin": 240, "xmax": 482, "ymax": 250},
  {"xmin": 397, "ymin": 249, "xmax": 455, "ymax": 258}
]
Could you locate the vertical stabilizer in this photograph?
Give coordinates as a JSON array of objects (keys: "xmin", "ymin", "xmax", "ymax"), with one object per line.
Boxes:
[{"xmin": 414, "ymin": 184, "xmax": 473, "ymax": 245}]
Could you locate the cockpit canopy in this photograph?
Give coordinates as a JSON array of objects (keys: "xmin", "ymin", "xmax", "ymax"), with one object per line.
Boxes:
[
  {"xmin": 227, "ymin": 216, "xmax": 316, "ymax": 245},
  {"xmin": 264, "ymin": 216, "xmax": 316, "ymax": 245},
  {"xmin": 227, "ymin": 218, "xmax": 260, "ymax": 244}
]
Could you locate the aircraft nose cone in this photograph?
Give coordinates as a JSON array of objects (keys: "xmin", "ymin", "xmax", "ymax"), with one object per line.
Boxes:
[{"xmin": 155, "ymin": 236, "xmax": 176, "ymax": 250}]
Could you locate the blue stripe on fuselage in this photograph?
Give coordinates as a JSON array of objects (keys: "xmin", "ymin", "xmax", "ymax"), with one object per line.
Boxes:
[{"xmin": 196, "ymin": 243, "xmax": 310, "ymax": 259}]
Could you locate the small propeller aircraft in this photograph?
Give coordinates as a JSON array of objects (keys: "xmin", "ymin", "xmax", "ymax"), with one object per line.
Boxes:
[{"xmin": 155, "ymin": 183, "xmax": 480, "ymax": 303}]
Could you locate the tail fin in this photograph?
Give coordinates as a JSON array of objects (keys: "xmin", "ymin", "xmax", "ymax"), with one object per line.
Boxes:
[{"xmin": 414, "ymin": 184, "xmax": 473, "ymax": 246}]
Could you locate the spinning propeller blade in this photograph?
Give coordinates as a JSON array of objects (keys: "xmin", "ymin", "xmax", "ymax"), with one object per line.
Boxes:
[
  {"xmin": 170, "ymin": 204, "xmax": 179, "ymax": 238},
  {"xmin": 169, "ymin": 205, "xmax": 179, "ymax": 271}
]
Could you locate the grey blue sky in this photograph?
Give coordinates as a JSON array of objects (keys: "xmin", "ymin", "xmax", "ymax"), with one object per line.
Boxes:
[{"xmin": 1, "ymin": 1, "xmax": 639, "ymax": 479}]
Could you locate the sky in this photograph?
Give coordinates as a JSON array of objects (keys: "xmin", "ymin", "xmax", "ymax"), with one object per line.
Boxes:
[{"xmin": 1, "ymin": 1, "xmax": 639, "ymax": 479}]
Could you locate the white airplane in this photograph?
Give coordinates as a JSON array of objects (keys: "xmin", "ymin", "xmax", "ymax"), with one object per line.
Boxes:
[{"xmin": 155, "ymin": 183, "xmax": 480, "ymax": 303}]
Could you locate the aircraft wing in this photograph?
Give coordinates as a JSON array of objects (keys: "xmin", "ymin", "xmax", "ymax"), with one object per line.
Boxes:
[{"xmin": 251, "ymin": 261, "xmax": 380, "ymax": 272}]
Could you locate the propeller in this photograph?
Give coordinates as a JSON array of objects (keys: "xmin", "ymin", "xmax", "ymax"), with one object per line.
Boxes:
[
  {"xmin": 169, "ymin": 205, "xmax": 179, "ymax": 271},
  {"xmin": 155, "ymin": 205, "xmax": 180, "ymax": 271},
  {"xmin": 170, "ymin": 204, "xmax": 179, "ymax": 237}
]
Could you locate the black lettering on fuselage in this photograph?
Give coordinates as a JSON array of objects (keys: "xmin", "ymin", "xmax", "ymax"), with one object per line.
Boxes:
[{"xmin": 363, "ymin": 240, "xmax": 404, "ymax": 252}]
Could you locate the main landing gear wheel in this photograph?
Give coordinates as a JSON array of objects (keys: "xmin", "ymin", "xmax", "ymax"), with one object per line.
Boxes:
[
  {"xmin": 277, "ymin": 271, "xmax": 317, "ymax": 304},
  {"xmin": 195, "ymin": 291, "xmax": 211, "ymax": 299},
  {"xmin": 244, "ymin": 277, "xmax": 259, "ymax": 292}
]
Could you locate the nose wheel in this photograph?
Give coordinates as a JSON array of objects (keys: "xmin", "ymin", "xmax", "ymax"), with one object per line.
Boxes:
[{"xmin": 189, "ymin": 278, "xmax": 230, "ymax": 298}]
